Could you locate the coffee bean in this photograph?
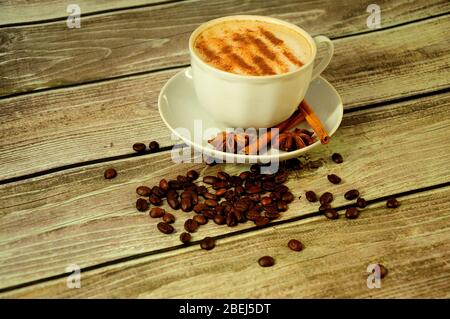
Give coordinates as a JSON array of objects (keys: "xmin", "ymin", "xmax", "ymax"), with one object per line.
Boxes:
[
  {"xmin": 104, "ymin": 168, "xmax": 117, "ymax": 179},
  {"xmin": 277, "ymin": 201, "xmax": 288, "ymax": 212},
  {"xmin": 149, "ymin": 141, "xmax": 160, "ymax": 153},
  {"xmin": 200, "ymin": 237, "xmax": 216, "ymax": 250},
  {"xmin": 203, "ymin": 176, "xmax": 218, "ymax": 185},
  {"xmin": 285, "ymin": 158, "xmax": 302, "ymax": 170},
  {"xmin": 183, "ymin": 183, "xmax": 197, "ymax": 192},
  {"xmin": 246, "ymin": 210, "xmax": 261, "ymax": 221},
  {"xmin": 264, "ymin": 211, "xmax": 280, "ymax": 220},
  {"xmin": 149, "ymin": 194, "xmax": 162, "ymax": 206},
  {"xmin": 181, "ymin": 198, "xmax": 193, "ymax": 212},
  {"xmin": 162, "ymin": 213, "xmax": 175, "ymax": 224},
  {"xmin": 193, "ymin": 214, "xmax": 208, "ymax": 225},
  {"xmin": 246, "ymin": 184, "xmax": 262, "ymax": 194},
  {"xmin": 320, "ymin": 192, "xmax": 333, "ymax": 205},
  {"xmin": 281, "ymin": 192, "xmax": 294, "ymax": 203},
  {"xmin": 345, "ymin": 207, "xmax": 360, "ymax": 219},
  {"xmin": 203, "ymin": 192, "xmax": 218, "ymax": 201},
  {"xmin": 177, "ymin": 175, "xmax": 190, "ymax": 183},
  {"xmin": 159, "ymin": 179, "xmax": 169, "ymax": 191},
  {"xmin": 136, "ymin": 186, "xmax": 151, "ymax": 196},
  {"xmin": 204, "ymin": 199, "xmax": 218, "ymax": 207},
  {"xmin": 344, "ymin": 189, "xmax": 360, "ymax": 200},
  {"xmin": 181, "ymin": 191, "xmax": 193, "ymax": 199},
  {"xmin": 215, "ymin": 205, "xmax": 225, "ymax": 214},
  {"xmin": 288, "ymin": 239, "xmax": 303, "ymax": 252},
  {"xmin": 213, "ymin": 181, "xmax": 229, "ymax": 190},
  {"xmin": 250, "ymin": 164, "xmax": 260, "ymax": 173},
  {"xmin": 168, "ymin": 180, "xmax": 183, "ymax": 190},
  {"xmin": 262, "ymin": 181, "xmax": 276, "ymax": 192},
  {"xmin": 386, "ymin": 198, "xmax": 400, "ymax": 208},
  {"xmin": 149, "ymin": 207, "xmax": 165, "ymax": 218},
  {"xmin": 203, "ymin": 209, "xmax": 216, "ymax": 219},
  {"xmin": 132, "ymin": 142, "xmax": 146, "ymax": 153},
  {"xmin": 324, "ymin": 208, "xmax": 339, "ymax": 220},
  {"xmin": 305, "ymin": 191, "xmax": 318, "ymax": 202},
  {"xmin": 229, "ymin": 176, "xmax": 243, "ymax": 187},
  {"xmin": 151, "ymin": 186, "xmax": 165, "ymax": 198},
  {"xmin": 375, "ymin": 264, "xmax": 388, "ymax": 279},
  {"xmin": 184, "ymin": 219, "xmax": 198, "ymax": 233},
  {"xmin": 179, "ymin": 232, "xmax": 191, "ymax": 244},
  {"xmin": 136, "ymin": 198, "xmax": 149, "ymax": 212},
  {"xmin": 193, "ymin": 203, "xmax": 206, "ymax": 213},
  {"xmin": 258, "ymin": 256, "xmax": 274, "ymax": 267},
  {"xmin": 186, "ymin": 169, "xmax": 199, "ymax": 180},
  {"xmin": 217, "ymin": 171, "xmax": 230, "ymax": 181},
  {"xmin": 215, "ymin": 188, "xmax": 227, "ymax": 197},
  {"xmin": 167, "ymin": 197, "xmax": 180, "ymax": 210},
  {"xmin": 331, "ymin": 153, "xmax": 344, "ymax": 164},
  {"xmin": 157, "ymin": 222, "xmax": 174, "ymax": 234},
  {"xmin": 274, "ymin": 172, "xmax": 287, "ymax": 184},
  {"xmin": 226, "ymin": 213, "xmax": 238, "ymax": 227},
  {"xmin": 327, "ymin": 174, "xmax": 342, "ymax": 184},
  {"xmin": 260, "ymin": 196, "xmax": 272, "ymax": 206},
  {"xmin": 356, "ymin": 197, "xmax": 367, "ymax": 208},
  {"xmin": 197, "ymin": 185, "xmax": 208, "ymax": 194},
  {"xmin": 213, "ymin": 214, "xmax": 226, "ymax": 225},
  {"xmin": 254, "ymin": 216, "xmax": 270, "ymax": 226},
  {"xmin": 239, "ymin": 171, "xmax": 250, "ymax": 180}
]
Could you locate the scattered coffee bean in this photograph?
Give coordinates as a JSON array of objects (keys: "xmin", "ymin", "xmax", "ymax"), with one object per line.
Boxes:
[
  {"xmin": 151, "ymin": 186, "xmax": 165, "ymax": 198},
  {"xmin": 167, "ymin": 197, "xmax": 180, "ymax": 210},
  {"xmin": 277, "ymin": 201, "xmax": 288, "ymax": 212},
  {"xmin": 149, "ymin": 194, "xmax": 162, "ymax": 206},
  {"xmin": 217, "ymin": 171, "xmax": 230, "ymax": 181},
  {"xmin": 213, "ymin": 181, "xmax": 229, "ymax": 190},
  {"xmin": 157, "ymin": 222, "xmax": 174, "ymax": 234},
  {"xmin": 136, "ymin": 186, "xmax": 151, "ymax": 196},
  {"xmin": 254, "ymin": 216, "xmax": 270, "ymax": 227},
  {"xmin": 386, "ymin": 198, "xmax": 400, "ymax": 208},
  {"xmin": 345, "ymin": 207, "xmax": 360, "ymax": 219},
  {"xmin": 203, "ymin": 176, "xmax": 218, "ymax": 185},
  {"xmin": 213, "ymin": 214, "xmax": 226, "ymax": 225},
  {"xmin": 159, "ymin": 179, "xmax": 169, "ymax": 191},
  {"xmin": 258, "ymin": 256, "xmax": 275, "ymax": 267},
  {"xmin": 184, "ymin": 219, "xmax": 199, "ymax": 233},
  {"xmin": 319, "ymin": 203, "xmax": 331, "ymax": 212},
  {"xmin": 356, "ymin": 197, "xmax": 367, "ymax": 208},
  {"xmin": 281, "ymin": 192, "xmax": 294, "ymax": 203},
  {"xmin": 226, "ymin": 213, "xmax": 238, "ymax": 227},
  {"xmin": 179, "ymin": 232, "xmax": 191, "ymax": 244},
  {"xmin": 104, "ymin": 168, "xmax": 117, "ymax": 179},
  {"xmin": 136, "ymin": 198, "xmax": 149, "ymax": 212},
  {"xmin": 320, "ymin": 192, "xmax": 333, "ymax": 205},
  {"xmin": 288, "ymin": 239, "xmax": 303, "ymax": 252},
  {"xmin": 215, "ymin": 188, "xmax": 227, "ymax": 197},
  {"xmin": 331, "ymin": 153, "xmax": 344, "ymax": 164},
  {"xmin": 149, "ymin": 207, "xmax": 165, "ymax": 218},
  {"xmin": 203, "ymin": 209, "xmax": 216, "ymax": 220},
  {"xmin": 193, "ymin": 214, "xmax": 208, "ymax": 225},
  {"xmin": 162, "ymin": 213, "xmax": 175, "ymax": 224},
  {"xmin": 327, "ymin": 174, "xmax": 342, "ymax": 184},
  {"xmin": 132, "ymin": 142, "xmax": 146, "ymax": 153},
  {"xmin": 149, "ymin": 141, "xmax": 160, "ymax": 153},
  {"xmin": 305, "ymin": 191, "xmax": 318, "ymax": 203},
  {"xmin": 324, "ymin": 208, "xmax": 339, "ymax": 220},
  {"xmin": 344, "ymin": 189, "xmax": 360, "ymax": 200},
  {"xmin": 186, "ymin": 169, "xmax": 199, "ymax": 180},
  {"xmin": 181, "ymin": 198, "xmax": 193, "ymax": 212},
  {"xmin": 200, "ymin": 237, "xmax": 216, "ymax": 250},
  {"xmin": 205, "ymin": 199, "xmax": 218, "ymax": 207},
  {"xmin": 261, "ymin": 196, "xmax": 272, "ymax": 206}
]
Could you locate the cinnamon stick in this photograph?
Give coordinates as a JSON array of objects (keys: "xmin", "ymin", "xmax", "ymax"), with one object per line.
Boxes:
[{"xmin": 300, "ymin": 100, "xmax": 330, "ymax": 144}]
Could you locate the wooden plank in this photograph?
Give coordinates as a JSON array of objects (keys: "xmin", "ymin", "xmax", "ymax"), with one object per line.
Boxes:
[
  {"xmin": 0, "ymin": 0, "xmax": 173, "ymax": 26},
  {"xmin": 0, "ymin": 0, "xmax": 448, "ymax": 96},
  {"xmin": 1, "ymin": 92, "xmax": 450, "ymax": 289},
  {"xmin": 3, "ymin": 185, "xmax": 450, "ymax": 298},
  {"xmin": 1, "ymin": 16, "xmax": 449, "ymax": 180}
]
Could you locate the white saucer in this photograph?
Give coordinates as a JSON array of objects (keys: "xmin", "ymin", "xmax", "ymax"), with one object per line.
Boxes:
[{"xmin": 158, "ymin": 67, "xmax": 343, "ymax": 163}]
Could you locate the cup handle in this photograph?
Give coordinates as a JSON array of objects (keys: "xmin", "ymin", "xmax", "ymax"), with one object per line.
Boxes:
[{"xmin": 311, "ymin": 35, "xmax": 334, "ymax": 80}]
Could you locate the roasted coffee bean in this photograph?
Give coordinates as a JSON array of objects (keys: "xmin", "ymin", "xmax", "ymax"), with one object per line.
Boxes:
[
  {"xmin": 305, "ymin": 191, "xmax": 318, "ymax": 202},
  {"xmin": 149, "ymin": 194, "xmax": 162, "ymax": 206},
  {"xmin": 262, "ymin": 181, "xmax": 276, "ymax": 192},
  {"xmin": 193, "ymin": 203, "xmax": 206, "ymax": 213},
  {"xmin": 288, "ymin": 239, "xmax": 303, "ymax": 252},
  {"xmin": 274, "ymin": 172, "xmax": 287, "ymax": 184},
  {"xmin": 331, "ymin": 153, "xmax": 344, "ymax": 164},
  {"xmin": 217, "ymin": 171, "xmax": 230, "ymax": 181},
  {"xmin": 213, "ymin": 181, "xmax": 229, "ymax": 190},
  {"xmin": 285, "ymin": 158, "xmax": 302, "ymax": 170},
  {"xmin": 181, "ymin": 198, "xmax": 193, "ymax": 212},
  {"xmin": 193, "ymin": 214, "xmax": 208, "ymax": 225},
  {"xmin": 136, "ymin": 198, "xmax": 149, "ymax": 212},
  {"xmin": 203, "ymin": 192, "xmax": 218, "ymax": 201},
  {"xmin": 319, "ymin": 203, "xmax": 331, "ymax": 212},
  {"xmin": 229, "ymin": 176, "xmax": 243, "ymax": 186},
  {"xmin": 167, "ymin": 197, "xmax": 180, "ymax": 210},
  {"xmin": 386, "ymin": 198, "xmax": 400, "ymax": 208},
  {"xmin": 132, "ymin": 142, "xmax": 146, "ymax": 153},
  {"xmin": 181, "ymin": 191, "xmax": 193, "ymax": 199},
  {"xmin": 191, "ymin": 193, "xmax": 199, "ymax": 205},
  {"xmin": 205, "ymin": 199, "xmax": 218, "ymax": 207},
  {"xmin": 226, "ymin": 214, "xmax": 238, "ymax": 227},
  {"xmin": 246, "ymin": 210, "xmax": 261, "ymax": 221},
  {"xmin": 203, "ymin": 209, "xmax": 216, "ymax": 219},
  {"xmin": 277, "ymin": 201, "xmax": 288, "ymax": 212},
  {"xmin": 200, "ymin": 237, "xmax": 216, "ymax": 250},
  {"xmin": 248, "ymin": 193, "xmax": 261, "ymax": 202},
  {"xmin": 104, "ymin": 168, "xmax": 117, "ymax": 179},
  {"xmin": 250, "ymin": 164, "xmax": 260, "ymax": 173},
  {"xmin": 324, "ymin": 208, "xmax": 339, "ymax": 220},
  {"xmin": 264, "ymin": 211, "xmax": 280, "ymax": 220},
  {"xmin": 375, "ymin": 264, "xmax": 388, "ymax": 278},
  {"xmin": 149, "ymin": 141, "xmax": 160, "ymax": 153},
  {"xmin": 327, "ymin": 174, "xmax": 342, "ymax": 184},
  {"xmin": 264, "ymin": 204, "xmax": 278, "ymax": 214},
  {"xmin": 177, "ymin": 175, "xmax": 190, "ymax": 183},
  {"xmin": 258, "ymin": 256, "xmax": 274, "ymax": 267},
  {"xmin": 162, "ymin": 213, "xmax": 175, "ymax": 224},
  {"xmin": 151, "ymin": 186, "xmax": 165, "ymax": 198},
  {"xmin": 234, "ymin": 209, "xmax": 246, "ymax": 223},
  {"xmin": 254, "ymin": 216, "xmax": 270, "ymax": 226},
  {"xmin": 356, "ymin": 197, "xmax": 367, "ymax": 208},
  {"xmin": 215, "ymin": 205, "xmax": 225, "ymax": 215},
  {"xmin": 235, "ymin": 201, "xmax": 249, "ymax": 211},
  {"xmin": 168, "ymin": 180, "xmax": 183, "ymax": 190},
  {"xmin": 215, "ymin": 188, "xmax": 227, "ymax": 197},
  {"xmin": 150, "ymin": 207, "xmax": 165, "ymax": 218},
  {"xmin": 344, "ymin": 189, "xmax": 360, "ymax": 200},
  {"xmin": 179, "ymin": 232, "xmax": 191, "ymax": 244},
  {"xmin": 239, "ymin": 171, "xmax": 250, "ymax": 180},
  {"xmin": 320, "ymin": 192, "xmax": 333, "ymax": 205},
  {"xmin": 345, "ymin": 207, "xmax": 360, "ymax": 219},
  {"xmin": 157, "ymin": 222, "xmax": 174, "ymax": 234},
  {"xmin": 246, "ymin": 184, "xmax": 262, "ymax": 194},
  {"xmin": 261, "ymin": 173, "xmax": 275, "ymax": 181},
  {"xmin": 261, "ymin": 196, "xmax": 272, "ymax": 206},
  {"xmin": 186, "ymin": 169, "xmax": 199, "ymax": 181},
  {"xmin": 213, "ymin": 214, "xmax": 226, "ymax": 225},
  {"xmin": 203, "ymin": 176, "xmax": 218, "ymax": 185},
  {"xmin": 159, "ymin": 179, "xmax": 169, "ymax": 191},
  {"xmin": 281, "ymin": 192, "xmax": 294, "ymax": 203},
  {"xmin": 136, "ymin": 186, "xmax": 151, "ymax": 196},
  {"xmin": 197, "ymin": 185, "xmax": 208, "ymax": 194},
  {"xmin": 235, "ymin": 185, "xmax": 246, "ymax": 196},
  {"xmin": 184, "ymin": 219, "xmax": 198, "ymax": 233}
]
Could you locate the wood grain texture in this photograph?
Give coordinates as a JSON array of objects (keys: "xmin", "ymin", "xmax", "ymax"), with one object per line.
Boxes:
[
  {"xmin": 4, "ymin": 186, "xmax": 450, "ymax": 298},
  {"xmin": 1, "ymin": 92, "xmax": 450, "ymax": 289},
  {"xmin": 1, "ymin": 16, "xmax": 449, "ymax": 180},
  {"xmin": 0, "ymin": 0, "xmax": 173, "ymax": 26},
  {"xmin": 0, "ymin": 0, "xmax": 448, "ymax": 96}
]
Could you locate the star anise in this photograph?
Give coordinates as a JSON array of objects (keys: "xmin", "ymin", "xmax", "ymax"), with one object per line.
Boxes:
[
  {"xmin": 277, "ymin": 128, "xmax": 316, "ymax": 152},
  {"xmin": 208, "ymin": 131, "xmax": 254, "ymax": 154}
]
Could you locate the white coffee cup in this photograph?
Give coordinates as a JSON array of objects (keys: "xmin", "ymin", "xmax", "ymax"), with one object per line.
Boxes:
[{"xmin": 189, "ymin": 15, "xmax": 334, "ymax": 129}]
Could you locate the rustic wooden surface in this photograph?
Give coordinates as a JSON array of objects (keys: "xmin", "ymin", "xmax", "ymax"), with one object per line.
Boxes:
[{"xmin": 0, "ymin": 0, "xmax": 449, "ymax": 298}]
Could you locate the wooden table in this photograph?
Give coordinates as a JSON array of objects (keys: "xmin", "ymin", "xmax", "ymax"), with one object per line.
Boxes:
[{"xmin": 1, "ymin": 0, "xmax": 449, "ymax": 298}]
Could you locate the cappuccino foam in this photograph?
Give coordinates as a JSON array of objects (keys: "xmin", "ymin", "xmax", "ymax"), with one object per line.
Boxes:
[{"xmin": 194, "ymin": 19, "xmax": 311, "ymax": 76}]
